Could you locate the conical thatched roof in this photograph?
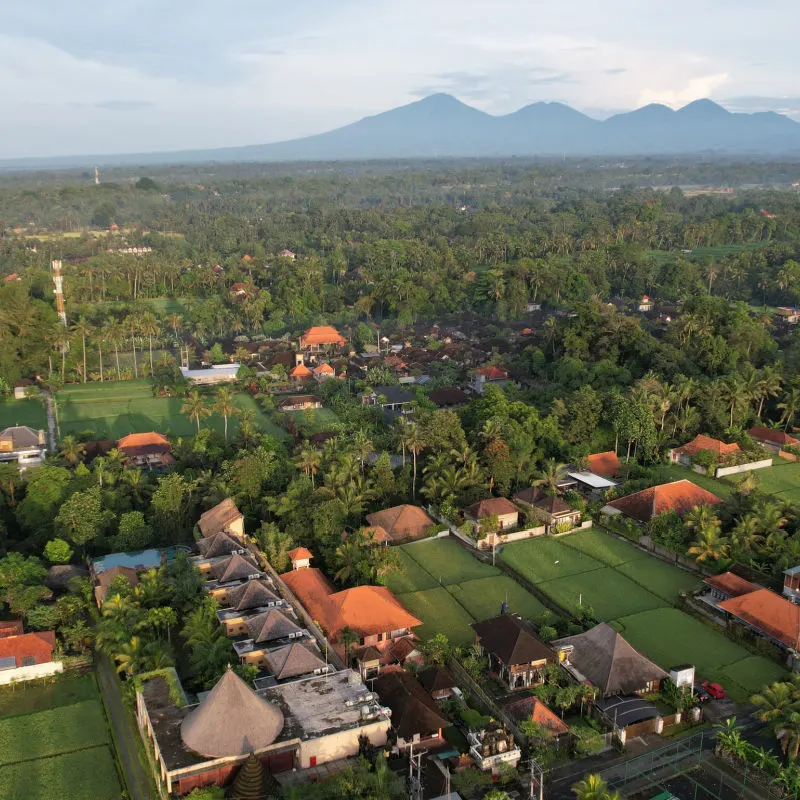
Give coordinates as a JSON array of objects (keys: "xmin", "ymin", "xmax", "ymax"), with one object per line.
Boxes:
[
  {"xmin": 246, "ymin": 610, "xmax": 303, "ymax": 644},
  {"xmin": 212, "ymin": 553, "xmax": 258, "ymax": 584},
  {"xmin": 197, "ymin": 531, "xmax": 241, "ymax": 559},
  {"xmin": 181, "ymin": 668, "xmax": 284, "ymax": 758},
  {"xmin": 265, "ymin": 642, "xmax": 327, "ymax": 680},
  {"xmin": 226, "ymin": 580, "xmax": 280, "ymax": 612}
]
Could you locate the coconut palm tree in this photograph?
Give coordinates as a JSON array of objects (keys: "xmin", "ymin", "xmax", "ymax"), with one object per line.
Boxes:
[
  {"xmin": 124, "ymin": 314, "xmax": 141, "ymax": 378},
  {"xmin": 236, "ymin": 407, "xmax": 259, "ymax": 450},
  {"xmin": 571, "ymin": 773, "xmax": 621, "ymax": 800},
  {"xmin": 730, "ymin": 514, "xmax": 764, "ymax": 556},
  {"xmin": 212, "ymin": 387, "xmax": 238, "ymax": 442},
  {"xmin": 687, "ymin": 523, "xmax": 729, "ymax": 563},
  {"xmin": 532, "ymin": 459, "xmax": 569, "ymax": 495},
  {"xmin": 104, "ymin": 320, "xmax": 125, "ymax": 381},
  {"xmin": 755, "ymin": 366, "xmax": 783, "ymax": 419},
  {"xmin": 94, "ymin": 326, "xmax": 105, "ymax": 382},
  {"xmin": 752, "ymin": 681, "xmax": 800, "ymax": 761},
  {"xmin": 52, "ymin": 326, "xmax": 71, "ymax": 383},
  {"xmin": 294, "ymin": 444, "xmax": 322, "ymax": 488},
  {"xmin": 779, "ymin": 388, "xmax": 800, "ymax": 432},
  {"xmin": 59, "ymin": 435, "xmax": 86, "ymax": 468},
  {"xmin": 139, "ymin": 311, "xmax": 161, "ymax": 377},
  {"xmin": 351, "ymin": 429, "xmax": 373, "ymax": 474},
  {"xmin": 181, "ymin": 389, "xmax": 209, "ymax": 433},
  {"xmin": 333, "ymin": 539, "xmax": 362, "ymax": 585},
  {"xmin": 70, "ymin": 316, "xmax": 93, "ymax": 383},
  {"xmin": 400, "ymin": 421, "xmax": 426, "ymax": 500}
]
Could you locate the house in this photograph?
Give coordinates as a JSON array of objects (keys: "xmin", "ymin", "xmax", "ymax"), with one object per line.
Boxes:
[
  {"xmin": 566, "ymin": 471, "xmax": 617, "ymax": 498},
  {"xmin": 361, "ymin": 385, "xmax": 415, "ymax": 415},
  {"xmin": 279, "ymin": 249, "xmax": 296, "ymax": 260},
  {"xmin": 464, "ymin": 497, "xmax": 520, "ymax": 531},
  {"xmin": 468, "ymin": 723, "xmax": 521, "ymax": 772},
  {"xmin": 280, "ymin": 555, "xmax": 421, "ymax": 663},
  {"xmin": 776, "ymin": 307, "xmax": 800, "ymax": 325},
  {"xmin": 528, "ymin": 494, "xmax": 581, "ymax": 533},
  {"xmin": 13, "ymin": 378, "xmax": 37, "ymax": 399},
  {"xmin": 180, "ymin": 364, "xmax": 240, "ymax": 385},
  {"xmin": 215, "ymin": 580, "xmax": 285, "ymax": 632},
  {"xmin": 527, "ymin": 301, "xmax": 542, "ymax": 312},
  {"xmin": 289, "ymin": 363, "xmax": 313, "ymax": 381},
  {"xmin": 117, "ymin": 432, "xmax": 174, "ymax": 470},
  {"xmin": 0, "ymin": 425, "xmax": 47, "ymax": 470},
  {"xmin": 784, "ymin": 566, "xmax": 800, "ymax": 604},
  {"xmin": 418, "ymin": 666, "xmax": 458, "ymax": 701},
  {"xmin": 312, "ymin": 363, "xmax": 337, "ymax": 382},
  {"xmin": 362, "ymin": 525, "xmax": 393, "ymax": 545},
  {"xmin": 552, "ymin": 623, "xmax": 667, "ymax": 696},
  {"xmin": 196, "ymin": 531, "xmax": 243, "ymax": 560},
  {"xmin": 470, "ymin": 366, "xmax": 511, "ymax": 395},
  {"xmin": 287, "ymin": 547, "xmax": 313, "ymax": 570},
  {"xmin": 704, "ymin": 572, "xmax": 759, "ymax": 602},
  {"xmin": 198, "ymin": 498, "xmax": 245, "ymax": 539},
  {"xmin": 585, "ymin": 451, "xmax": 623, "ymax": 479},
  {"xmin": 427, "ymin": 388, "xmax": 469, "ymax": 409},
  {"xmin": 229, "ymin": 282, "xmax": 257, "ymax": 302},
  {"xmin": 365, "ymin": 505, "xmax": 436, "ymax": 543},
  {"xmin": 669, "ymin": 434, "xmax": 740, "ymax": 467},
  {"xmin": 604, "ymin": 479, "xmax": 723, "ymax": 524},
  {"xmin": 264, "ymin": 641, "xmax": 330, "ymax": 681},
  {"xmin": 374, "ymin": 671, "xmax": 450, "ymax": 752},
  {"xmin": 0, "ymin": 626, "xmax": 61, "ymax": 685},
  {"xmin": 471, "ymin": 614, "xmax": 556, "ymax": 691},
  {"xmin": 278, "ymin": 395, "xmax": 321, "ymax": 412},
  {"xmin": 208, "ymin": 553, "xmax": 262, "ymax": 585},
  {"xmin": 748, "ymin": 426, "xmax": 800, "ymax": 454},
  {"xmin": 718, "ymin": 589, "xmax": 800, "ymax": 657},
  {"xmin": 504, "ymin": 696, "xmax": 568, "ymax": 741},
  {"xmin": 298, "ymin": 325, "xmax": 346, "ymax": 352},
  {"xmin": 638, "ymin": 295, "xmax": 654, "ymax": 312}
]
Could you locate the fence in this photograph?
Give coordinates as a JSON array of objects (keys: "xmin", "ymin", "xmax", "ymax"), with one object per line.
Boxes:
[{"xmin": 715, "ymin": 458, "xmax": 773, "ymax": 477}]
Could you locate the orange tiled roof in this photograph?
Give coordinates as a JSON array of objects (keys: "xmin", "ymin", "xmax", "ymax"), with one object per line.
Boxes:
[
  {"xmin": 313, "ymin": 363, "xmax": 335, "ymax": 375},
  {"xmin": 586, "ymin": 451, "xmax": 623, "ymax": 478},
  {"xmin": 280, "ymin": 568, "xmax": 420, "ymax": 641},
  {"xmin": 363, "ymin": 525, "xmax": 392, "ymax": 544},
  {"xmin": 365, "ymin": 505, "xmax": 435, "ymax": 541},
  {"xmin": 0, "ymin": 620, "xmax": 24, "ymax": 638},
  {"xmin": 117, "ymin": 432, "xmax": 171, "ymax": 450},
  {"xmin": 475, "ymin": 366, "xmax": 509, "ymax": 380},
  {"xmin": 466, "ymin": 497, "xmax": 519, "ymax": 519},
  {"xmin": 290, "ymin": 364, "xmax": 313, "ymax": 378},
  {"xmin": 288, "ymin": 547, "xmax": 313, "ymax": 562},
  {"xmin": 704, "ymin": 572, "xmax": 759, "ymax": 598},
  {"xmin": 674, "ymin": 435, "xmax": 741, "ymax": 458},
  {"xmin": 506, "ymin": 696, "xmax": 568, "ymax": 736},
  {"xmin": 719, "ymin": 588, "xmax": 800, "ymax": 649},
  {"xmin": 607, "ymin": 480, "xmax": 723, "ymax": 523},
  {"xmin": 0, "ymin": 630, "xmax": 55, "ymax": 666},
  {"xmin": 299, "ymin": 326, "xmax": 346, "ymax": 347},
  {"xmin": 749, "ymin": 426, "xmax": 800, "ymax": 447}
]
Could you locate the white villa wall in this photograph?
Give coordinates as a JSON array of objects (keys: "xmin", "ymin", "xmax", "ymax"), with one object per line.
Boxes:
[
  {"xmin": 715, "ymin": 459, "xmax": 773, "ymax": 477},
  {"xmin": 0, "ymin": 660, "xmax": 63, "ymax": 685}
]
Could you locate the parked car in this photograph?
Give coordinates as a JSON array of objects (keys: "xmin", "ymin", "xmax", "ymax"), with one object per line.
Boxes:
[
  {"xmin": 701, "ymin": 681, "xmax": 726, "ymax": 700},
  {"xmin": 693, "ymin": 684, "xmax": 711, "ymax": 703}
]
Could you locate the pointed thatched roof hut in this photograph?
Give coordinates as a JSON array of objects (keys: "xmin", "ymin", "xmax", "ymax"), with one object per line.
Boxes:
[
  {"xmin": 197, "ymin": 531, "xmax": 241, "ymax": 559},
  {"xmin": 246, "ymin": 610, "xmax": 303, "ymax": 644},
  {"xmin": 181, "ymin": 668, "xmax": 284, "ymax": 758},
  {"xmin": 225, "ymin": 580, "xmax": 280, "ymax": 612},
  {"xmin": 265, "ymin": 642, "xmax": 327, "ymax": 681},
  {"xmin": 211, "ymin": 553, "xmax": 259, "ymax": 584}
]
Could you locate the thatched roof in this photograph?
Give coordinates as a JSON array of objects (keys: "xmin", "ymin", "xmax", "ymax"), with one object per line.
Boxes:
[
  {"xmin": 181, "ymin": 668, "xmax": 284, "ymax": 758},
  {"xmin": 198, "ymin": 498, "xmax": 243, "ymax": 537},
  {"xmin": 197, "ymin": 532, "xmax": 241, "ymax": 559},
  {"xmin": 264, "ymin": 642, "xmax": 327, "ymax": 681},
  {"xmin": 246, "ymin": 610, "xmax": 303, "ymax": 644},
  {"xmin": 225, "ymin": 580, "xmax": 280, "ymax": 612},
  {"xmin": 472, "ymin": 615, "xmax": 555, "ymax": 667},
  {"xmin": 553, "ymin": 623, "xmax": 667, "ymax": 696},
  {"xmin": 212, "ymin": 553, "xmax": 259, "ymax": 584}
]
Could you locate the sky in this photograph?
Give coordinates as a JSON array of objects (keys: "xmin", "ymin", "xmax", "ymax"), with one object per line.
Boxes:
[{"xmin": 1, "ymin": 0, "xmax": 798, "ymax": 158}]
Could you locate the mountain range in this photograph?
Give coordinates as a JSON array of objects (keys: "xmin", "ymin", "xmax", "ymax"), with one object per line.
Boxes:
[{"xmin": 4, "ymin": 94, "xmax": 800, "ymax": 168}]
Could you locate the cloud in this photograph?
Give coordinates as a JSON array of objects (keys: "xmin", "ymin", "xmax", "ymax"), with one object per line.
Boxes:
[
  {"xmin": 605, "ymin": 68, "xmax": 627, "ymax": 75},
  {"xmin": 639, "ymin": 73, "xmax": 730, "ymax": 109},
  {"xmin": 95, "ymin": 100, "xmax": 156, "ymax": 111},
  {"xmin": 724, "ymin": 96, "xmax": 800, "ymax": 120}
]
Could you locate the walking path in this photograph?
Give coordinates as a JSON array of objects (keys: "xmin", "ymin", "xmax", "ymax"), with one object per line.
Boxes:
[
  {"xmin": 96, "ymin": 653, "xmax": 152, "ymax": 800},
  {"xmin": 42, "ymin": 388, "xmax": 58, "ymax": 450}
]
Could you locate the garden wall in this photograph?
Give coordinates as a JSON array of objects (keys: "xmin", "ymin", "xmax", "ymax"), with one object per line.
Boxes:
[
  {"xmin": 715, "ymin": 458, "xmax": 773, "ymax": 477},
  {"xmin": 0, "ymin": 660, "xmax": 63, "ymax": 685}
]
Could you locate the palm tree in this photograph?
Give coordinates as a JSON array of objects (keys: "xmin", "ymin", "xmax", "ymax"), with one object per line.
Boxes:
[
  {"xmin": 339, "ymin": 626, "xmax": 357, "ymax": 666},
  {"xmin": 352, "ymin": 429, "xmax": 373, "ymax": 474},
  {"xmin": 236, "ymin": 407, "xmax": 259, "ymax": 449},
  {"xmin": 779, "ymin": 388, "xmax": 800, "ymax": 432},
  {"xmin": 571, "ymin": 774, "xmax": 621, "ymax": 800},
  {"xmin": 124, "ymin": 468, "xmax": 147, "ymax": 506},
  {"xmin": 730, "ymin": 514, "xmax": 764, "ymax": 556},
  {"xmin": 687, "ymin": 522, "xmax": 729, "ymax": 563},
  {"xmin": 105, "ymin": 320, "xmax": 124, "ymax": 381},
  {"xmin": 139, "ymin": 312, "xmax": 161, "ymax": 377},
  {"xmin": 752, "ymin": 681, "xmax": 800, "ymax": 761},
  {"xmin": 52, "ymin": 326, "xmax": 71, "ymax": 383},
  {"xmin": 755, "ymin": 366, "xmax": 783, "ymax": 419},
  {"xmin": 401, "ymin": 421, "xmax": 426, "ymax": 501},
  {"xmin": 532, "ymin": 459, "xmax": 569, "ymax": 495},
  {"xmin": 94, "ymin": 326, "xmax": 105, "ymax": 382},
  {"xmin": 182, "ymin": 390, "xmax": 209, "ymax": 433},
  {"xmin": 719, "ymin": 376, "xmax": 749, "ymax": 428},
  {"xmin": 124, "ymin": 315, "xmax": 140, "ymax": 378},
  {"xmin": 294, "ymin": 444, "xmax": 322, "ymax": 488},
  {"xmin": 213, "ymin": 387, "xmax": 238, "ymax": 441},
  {"xmin": 70, "ymin": 316, "xmax": 93, "ymax": 384},
  {"xmin": 59, "ymin": 435, "xmax": 86, "ymax": 468},
  {"xmin": 333, "ymin": 539, "xmax": 362, "ymax": 585}
]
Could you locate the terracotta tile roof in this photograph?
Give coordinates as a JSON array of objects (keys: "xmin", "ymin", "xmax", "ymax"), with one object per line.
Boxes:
[
  {"xmin": 374, "ymin": 671, "xmax": 450, "ymax": 740},
  {"xmin": 388, "ymin": 636, "xmax": 420, "ymax": 663},
  {"xmin": 475, "ymin": 366, "xmax": 509, "ymax": 380},
  {"xmin": 719, "ymin": 589, "xmax": 800, "ymax": 649},
  {"xmin": 748, "ymin": 426, "xmax": 800, "ymax": 447},
  {"xmin": 466, "ymin": 497, "xmax": 519, "ymax": 519},
  {"xmin": 299, "ymin": 326, "xmax": 346, "ymax": 347},
  {"xmin": 586, "ymin": 451, "xmax": 623, "ymax": 478},
  {"xmin": 97, "ymin": 565, "xmax": 140, "ymax": 588},
  {"xmin": 607, "ymin": 480, "xmax": 723, "ymax": 523},
  {"xmin": 312, "ymin": 363, "xmax": 335, "ymax": 375},
  {"xmin": 704, "ymin": 572, "xmax": 759, "ymax": 598},
  {"xmin": 0, "ymin": 620, "xmax": 24, "ymax": 638},
  {"xmin": 0, "ymin": 630, "xmax": 55, "ymax": 666},
  {"xmin": 506, "ymin": 696, "xmax": 568, "ymax": 736},
  {"xmin": 362, "ymin": 525, "xmax": 392, "ymax": 544},
  {"xmin": 117, "ymin": 432, "xmax": 171, "ymax": 451},
  {"xmin": 289, "ymin": 364, "xmax": 313, "ymax": 378},
  {"xmin": 265, "ymin": 642, "xmax": 327, "ymax": 680},
  {"xmin": 365, "ymin": 505, "xmax": 435, "ymax": 541},
  {"xmin": 513, "ymin": 486, "xmax": 547, "ymax": 506},
  {"xmin": 534, "ymin": 495, "xmax": 574, "ymax": 516},
  {"xmin": 355, "ymin": 645, "xmax": 382, "ymax": 662},
  {"xmin": 198, "ymin": 499, "xmax": 243, "ymax": 537},
  {"xmin": 674, "ymin": 435, "xmax": 741, "ymax": 458},
  {"xmin": 287, "ymin": 547, "xmax": 313, "ymax": 562},
  {"xmin": 280, "ymin": 568, "xmax": 420, "ymax": 641},
  {"xmin": 471, "ymin": 615, "xmax": 556, "ymax": 667}
]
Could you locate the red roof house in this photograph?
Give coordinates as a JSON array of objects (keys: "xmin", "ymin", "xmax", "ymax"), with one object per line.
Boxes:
[
  {"xmin": 0, "ymin": 629, "xmax": 56, "ymax": 672},
  {"xmin": 670, "ymin": 435, "xmax": 740, "ymax": 466},
  {"xmin": 586, "ymin": 451, "xmax": 623, "ymax": 479},
  {"xmin": 606, "ymin": 480, "xmax": 723, "ymax": 523},
  {"xmin": 748, "ymin": 426, "xmax": 799, "ymax": 452},
  {"xmin": 289, "ymin": 363, "xmax": 313, "ymax": 380},
  {"xmin": 719, "ymin": 589, "xmax": 800, "ymax": 650},
  {"xmin": 117, "ymin": 432, "xmax": 174, "ymax": 468},
  {"xmin": 475, "ymin": 366, "xmax": 509, "ymax": 381},
  {"xmin": 704, "ymin": 572, "xmax": 759, "ymax": 600},
  {"xmin": 299, "ymin": 326, "xmax": 346, "ymax": 350},
  {"xmin": 365, "ymin": 505, "xmax": 435, "ymax": 543},
  {"xmin": 465, "ymin": 497, "xmax": 520, "ymax": 530}
]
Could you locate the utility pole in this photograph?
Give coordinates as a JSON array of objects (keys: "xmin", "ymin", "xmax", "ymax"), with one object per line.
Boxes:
[
  {"xmin": 408, "ymin": 743, "xmax": 423, "ymax": 800},
  {"xmin": 528, "ymin": 755, "xmax": 544, "ymax": 800}
]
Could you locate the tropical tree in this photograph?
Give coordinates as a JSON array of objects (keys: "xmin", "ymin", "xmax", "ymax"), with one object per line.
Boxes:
[
  {"xmin": 752, "ymin": 680, "xmax": 800, "ymax": 761},
  {"xmin": 400, "ymin": 421, "xmax": 426, "ymax": 500},
  {"xmin": 532, "ymin": 459, "xmax": 569, "ymax": 495},
  {"xmin": 571, "ymin": 774, "xmax": 621, "ymax": 800},
  {"xmin": 212, "ymin": 387, "xmax": 238, "ymax": 441},
  {"xmin": 59, "ymin": 435, "xmax": 86, "ymax": 467},
  {"xmin": 70, "ymin": 316, "xmax": 92, "ymax": 383},
  {"xmin": 139, "ymin": 311, "xmax": 161, "ymax": 377},
  {"xmin": 687, "ymin": 521, "xmax": 729, "ymax": 563},
  {"xmin": 755, "ymin": 366, "xmax": 783, "ymax": 419},
  {"xmin": 182, "ymin": 390, "xmax": 209, "ymax": 433},
  {"xmin": 779, "ymin": 388, "xmax": 800, "ymax": 432},
  {"xmin": 105, "ymin": 320, "xmax": 125, "ymax": 381}
]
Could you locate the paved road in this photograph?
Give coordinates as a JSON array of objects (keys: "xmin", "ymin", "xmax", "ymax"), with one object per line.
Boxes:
[{"xmin": 96, "ymin": 653, "xmax": 153, "ymax": 800}]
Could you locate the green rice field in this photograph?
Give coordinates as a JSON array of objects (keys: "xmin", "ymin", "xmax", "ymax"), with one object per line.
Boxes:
[
  {"xmin": 55, "ymin": 380, "xmax": 289, "ymax": 441},
  {"xmin": 0, "ymin": 397, "xmax": 48, "ymax": 431}
]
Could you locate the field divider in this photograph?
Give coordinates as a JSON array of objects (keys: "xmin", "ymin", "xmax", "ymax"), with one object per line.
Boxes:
[{"xmin": 0, "ymin": 742, "xmax": 111, "ymax": 769}]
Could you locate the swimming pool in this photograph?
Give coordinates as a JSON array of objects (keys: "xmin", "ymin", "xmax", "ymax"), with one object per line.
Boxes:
[{"xmin": 92, "ymin": 545, "xmax": 192, "ymax": 574}]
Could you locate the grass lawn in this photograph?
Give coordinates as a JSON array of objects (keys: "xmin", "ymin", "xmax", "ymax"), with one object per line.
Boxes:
[
  {"xmin": 751, "ymin": 461, "xmax": 800, "ymax": 503},
  {"xmin": 56, "ymin": 380, "xmax": 289, "ymax": 441},
  {"xmin": 395, "ymin": 587, "xmax": 476, "ymax": 647},
  {"xmin": 449, "ymin": 576, "xmax": 549, "ymax": 622},
  {"xmin": 0, "ymin": 746, "xmax": 121, "ymax": 800},
  {"xmin": 284, "ymin": 407, "xmax": 340, "ymax": 434},
  {"xmin": 500, "ymin": 537, "xmax": 605, "ymax": 583},
  {"xmin": 720, "ymin": 655, "xmax": 789, "ymax": 698},
  {"xmin": 658, "ymin": 464, "xmax": 734, "ymax": 501},
  {"xmin": 405, "ymin": 539, "xmax": 500, "ymax": 586},
  {"xmin": 539, "ymin": 567, "xmax": 667, "ymax": 619},
  {"xmin": 0, "ymin": 397, "xmax": 47, "ymax": 431},
  {"xmin": 0, "ymin": 675, "xmax": 98, "ymax": 717},
  {"xmin": 559, "ymin": 529, "xmax": 649, "ymax": 567},
  {"xmin": 615, "ymin": 559, "xmax": 702, "ymax": 603},
  {"xmin": 382, "ymin": 548, "xmax": 439, "ymax": 594}
]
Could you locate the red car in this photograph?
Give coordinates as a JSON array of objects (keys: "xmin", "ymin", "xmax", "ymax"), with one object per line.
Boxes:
[{"xmin": 701, "ymin": 681, "xmax": 726, "ymax": 700}]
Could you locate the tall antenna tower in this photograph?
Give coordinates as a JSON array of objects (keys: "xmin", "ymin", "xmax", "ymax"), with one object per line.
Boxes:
[
  {"xmin": 51, "ymin": 259, "xmax": 67, "ymax": 327},
  {"xmin": 94, "ymin": 166, "xmax": 100, "ymax": 185}
]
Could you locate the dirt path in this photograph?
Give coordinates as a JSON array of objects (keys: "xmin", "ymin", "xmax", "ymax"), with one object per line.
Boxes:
[
  {"xmin": 42, "ymin": 388, "xmax": 58, "ymax": 450},
  {"xmin": 96, "ymin": 653, "xmax": 152, "ymax": 800}
]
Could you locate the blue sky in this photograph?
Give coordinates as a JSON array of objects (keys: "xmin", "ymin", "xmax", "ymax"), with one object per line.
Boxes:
[{"xmin": 1, "ymin": 0, "xmax": 797, "ymax": 158}]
